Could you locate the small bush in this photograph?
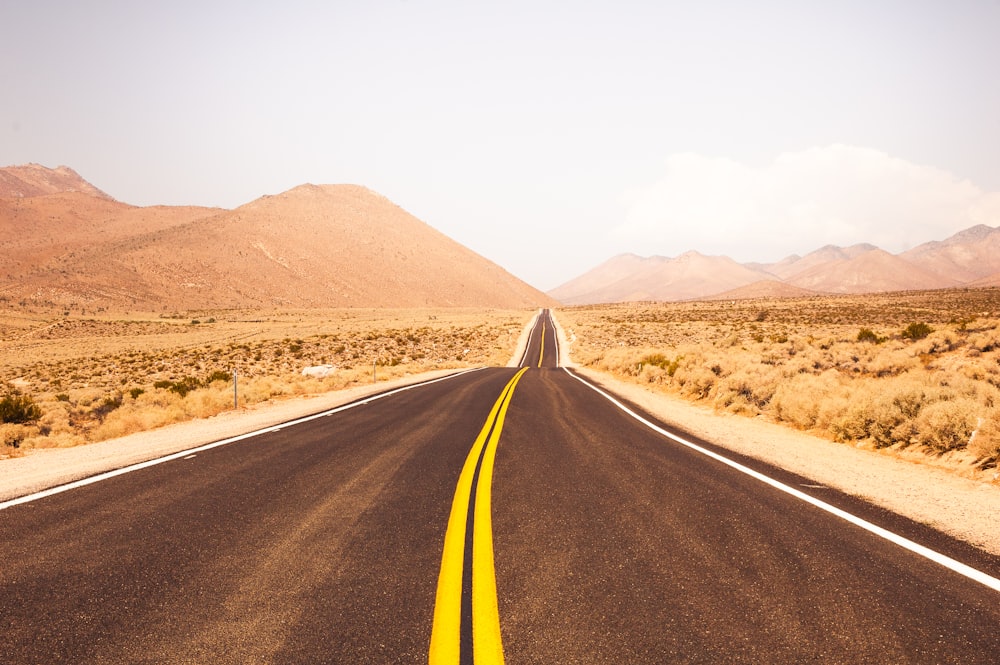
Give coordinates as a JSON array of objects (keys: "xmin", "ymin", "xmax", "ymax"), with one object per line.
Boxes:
[
  {"xmin": 857, "ymin": 328, "xmax": 886, "ymax": 344},
  {"xmin": 914, "ymin": 398, "xmax": 980, "ymax": 452},
  {"xmin": 902, "ymin": 322, "xmax": 933, "ymax": 341},
  {"xmin": 0, "ymin": 388, "xmax": 42, "ymax": 424},
  {"xmin": 970, "ymin": 413, "xmax": 1000, "ymax": 465},
  {"xmin": 639, "ymin": 353, "xmax": 683, "ymax": 377},
  {"xmin": 206, "ymin": 370, "xmax": 232, "ymax": 384},
  {"xmin": 92, "ymin": 394, "xmax": 124, "ymax": 421},
  {"xmin": 154, "ymin": 377, "xmax": 202, "ymax": 398}
]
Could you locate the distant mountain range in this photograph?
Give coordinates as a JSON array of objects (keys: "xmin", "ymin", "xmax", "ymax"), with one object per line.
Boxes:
[
  {"xmin": 0, "ymin": 164, "xmax": 556, "ymax": 311},
  {"xmin": 550, "ymin": 228, "xmax": 1000, "ymax": 304}
]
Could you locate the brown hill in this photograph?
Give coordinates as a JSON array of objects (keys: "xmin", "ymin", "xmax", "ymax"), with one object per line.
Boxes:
[
  {"xmin": 900, "ymin": 225, "xmax": 1000, "ymax": 283},
  {"xmin": 968, "ymin": 272, "xmax": 1000, "ymax": 288},
  {"xmin": 0, "ymin": 191, "xmax": 220, "ymax": 279},
  {"xmin": 553, "ymin": 225, "xmax": 1000, "ymax": 304},
  {"xmin": 705, "ymin": 280, "xmax": 819, "ymax": 301},
  {"xmin": 0, "ymin": 164, "xmax": 113, "ymax": 200},
  {"xmin": 765, "ymin": 243, "xmax": 879, "ymax": 280},
  {"xmin": 548, "ymin": 253, "xmax": 653, "ymax": 303},
  {"xmin": 785, "ymin": 248, "xmax": 958, "ymax": 294},
  {"xmin": 550, "ymin": 251, "xmax": 773, "ymax": 304},
  {"xmin": 5, "ymin": 182, "xmax": 555, "ymax": 310}
]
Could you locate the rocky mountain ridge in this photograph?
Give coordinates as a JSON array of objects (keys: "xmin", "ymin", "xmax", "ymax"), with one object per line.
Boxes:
[{"xmin": 551, "ymin": 226, "xmax": 1000, "ymax": 304}]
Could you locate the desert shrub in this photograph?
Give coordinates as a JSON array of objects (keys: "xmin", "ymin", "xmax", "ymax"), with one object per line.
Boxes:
[
  {"xmin": 91, "ymin": 393, "xmax": 123, "ymax": 421},
  {"xmin": 1, "ymin": 423, "xmax": 28, "ymax": 448},
  {"xmin": 639, "ymin": 353, "xmax": 683, "ymax": 377},
  {"xmin": 206, "ymin": 370, "xmax": 232, "ymax": 384},
  {"xmin": 771, "ymin": 371, "xmax": 841, "ymax": 429},
  {"xmin": 713, "ymin": 365, "xmax": 780, "ymax": 414},
  {"xmin": 902, "ymin": 322, "xmax": 933, "ymax": 341},
  {"xmin": 861, "ymin": 344, "xmax": 918, "ymax": 377},
  {"xmin": 0, "ymin": 388, "xmax": 42, "ymax": 424},
  {"xmin": 970, "ymin": 412, "xmax": 1000, "ymax": 464},
  {"xmin": 913, "ymin": 398, "xmax": 981, "ymax": 452},
  {"xmin": 967, "ymin": 327, "xmax": 1000, "ymax": 353},
  {"xmin": 673, "ymin": 364, "xmax": 716, "ymax": 399},
  {"xmin": 857, "ymin": 328, "xmax": 886, "ymax": 344},
  {"xmin": 154, "ymin": 376, "xmax": 202, "ymax": 397},
  {"xmin": 828, "ymin": 381, "xmax": 935, "ymax": 448}
]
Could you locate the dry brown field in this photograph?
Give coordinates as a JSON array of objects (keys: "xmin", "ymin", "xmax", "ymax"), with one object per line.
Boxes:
[
  {"xmin": 0, "ymin": 307, "xmax": 534, "ymax": 454},
  {"xmin": 559, "ymin": 288, "xmax": 1000, "ymax": 479}
]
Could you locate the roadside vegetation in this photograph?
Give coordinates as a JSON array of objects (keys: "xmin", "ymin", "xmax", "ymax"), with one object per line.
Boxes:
[
  {"xmin": 560, "ymin": 288, "xmax": 1000, "ymax": 478},
  {"xmin": 0, "ymin": 307, "xmax": 531, "ymax": 456}
]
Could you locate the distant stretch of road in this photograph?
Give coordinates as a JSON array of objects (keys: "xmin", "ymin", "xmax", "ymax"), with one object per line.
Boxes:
[{"xmin": 2, "ymin": 309, "xmax": 999, "ymax": 663}]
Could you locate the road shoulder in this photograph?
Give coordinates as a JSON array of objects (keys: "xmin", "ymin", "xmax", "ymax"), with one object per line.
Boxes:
[{"xmin": 0, "ymin": 369, "xmax": 461, "ymax": 502}]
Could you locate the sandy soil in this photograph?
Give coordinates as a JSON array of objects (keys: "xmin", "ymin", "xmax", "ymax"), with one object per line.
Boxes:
[{"xmin": 3, "ymin": 309, "xmax": 998, "ymax": 558}]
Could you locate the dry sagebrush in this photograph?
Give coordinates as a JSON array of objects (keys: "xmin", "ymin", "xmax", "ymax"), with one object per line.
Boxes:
[
  {"xmin": 563, "ymin": 291, "xmax": 1000, "ymax": 470},
  {"xmin": 0, "ymin": 308, "xmax": 532, "ymax": 455}
]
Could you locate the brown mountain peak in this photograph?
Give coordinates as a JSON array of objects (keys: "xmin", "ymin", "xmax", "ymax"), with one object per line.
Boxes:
[{"xmin": 0, "ymin": 163, "xmax": 114, "ymax": 200}]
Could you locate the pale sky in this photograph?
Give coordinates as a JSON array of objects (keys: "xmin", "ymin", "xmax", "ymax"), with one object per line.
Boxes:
[{"xmin": 4, "ymin": 1, "xmax": 999, "ymax": 290}]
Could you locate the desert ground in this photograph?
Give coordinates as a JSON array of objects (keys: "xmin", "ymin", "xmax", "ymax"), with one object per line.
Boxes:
[
  {"xmin": 2, "ymin": 297, "xmax": 999, "ymax": 556},
  {"xmin": 0, "ymin": 307, "xmax": 533, "ymax": 451},
  {"xmin": 560, "ymin": 289, "xmax": 1000, "ymax": 475}
]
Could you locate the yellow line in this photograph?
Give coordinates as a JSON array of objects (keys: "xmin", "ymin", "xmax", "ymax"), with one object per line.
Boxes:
[
  {"xmin": 537, "ymin": 320, "xmax": 546, "ymax": 368},
  {"xmin": 430, "ymin": 367, "xmax": 528, "ymax": 664}
]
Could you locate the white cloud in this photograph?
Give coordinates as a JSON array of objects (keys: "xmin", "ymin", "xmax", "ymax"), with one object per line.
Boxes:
[{"xmin": 615, "ymin": 145, "xmax": 1000, "ymax": 261}]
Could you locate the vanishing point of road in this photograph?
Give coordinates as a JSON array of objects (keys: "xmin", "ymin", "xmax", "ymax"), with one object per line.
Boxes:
[{"xmin": 2, "ymin": 309, "xmax": 999, "ymax": 663}]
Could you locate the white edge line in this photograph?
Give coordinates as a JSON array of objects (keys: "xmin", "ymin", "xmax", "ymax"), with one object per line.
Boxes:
[
  {"xmin": 0, "ymin": 367, "xmax": 487, "ymax": 511},
  {"xmin": 516, "ymin": 309, "xmax": 542, "ymax": 368},
  {"xmin": 549, "ymin": 310, "xmax": 561, "ymax": 367},
  {"xmin": 563, "ymin": 367, "xmax": 1000, "ymax": 594}
]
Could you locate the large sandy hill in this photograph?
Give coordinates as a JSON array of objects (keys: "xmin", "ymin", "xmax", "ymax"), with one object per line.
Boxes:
[
  {"xmin": 1, "ymin": 166, "xmax": 554, "ymax": 310},
  {"xmin": 0, "ymin": 192, "xmax": 220, "ymax": 279}
]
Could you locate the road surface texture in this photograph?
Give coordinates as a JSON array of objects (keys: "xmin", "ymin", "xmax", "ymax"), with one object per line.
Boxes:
[{"xmin": 2, "ymin": 309, "xmax": 999, "ymax": 663}]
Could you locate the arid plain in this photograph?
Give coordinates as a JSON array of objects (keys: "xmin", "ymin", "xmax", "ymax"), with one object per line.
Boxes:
[
  {"xmin": 0, "ymin": 306, "xmax": 533, "ymax": 452},
  {"xmin": 561, "ymin": 289, "xmax": 1000, "ymax": 481}
]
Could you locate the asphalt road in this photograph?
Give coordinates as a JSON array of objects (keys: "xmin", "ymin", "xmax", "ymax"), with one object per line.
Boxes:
[{"xmin": 2, "ymin": 309, "xmax": 999, "ymax": 663}]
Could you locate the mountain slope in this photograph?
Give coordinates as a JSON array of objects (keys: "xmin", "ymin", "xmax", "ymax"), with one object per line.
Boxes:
[
  {"xmin": 765, "ymin": 244, "xmax": 879, "ymax": 280},
  {"xmin": 4, "ymin": 181, "xmax": 555, "ymax": 310},
  {"xmin": 550, "ymin": 226, "xmax": 1000, "ymax": 304},
  {"xmin": 550, "ymin": 251, "xmax": 773, "ymax": 304},
  {"xmin": 548, "ymin": 253, "xmax": 653, "ymax": 303},
  {"xmin": 0, "ymin": 164, "xmax": 113, "ymax": 200},
  {"xmin": 0, "ymin": 192, "xmax": 220, "ymax": 279},
  {"xmin": 786, "ymin": 248, "xmax": 956, "ymax": 294},
  {"xmin": 900, "ymin": 225, "xmax": 1000, "ymax": 283}
]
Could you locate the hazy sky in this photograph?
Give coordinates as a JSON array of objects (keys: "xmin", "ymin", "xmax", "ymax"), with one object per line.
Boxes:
[{"xmin": 4, "ymin": 1, "xmax": 999, "ymax": 290}]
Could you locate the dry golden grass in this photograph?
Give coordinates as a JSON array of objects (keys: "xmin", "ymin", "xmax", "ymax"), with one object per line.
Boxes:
[
  {"xmin": 0, "ymin": 306, "xmax": 533, "ymax": 455},
  {"xmin": 560, "ymin": 288, "xmax": 1000, "ymax": 475}
]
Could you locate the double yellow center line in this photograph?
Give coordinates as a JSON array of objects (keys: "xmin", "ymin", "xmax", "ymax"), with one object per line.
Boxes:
[
  {"xmin": 429, "ymin": 367, "xmax": 529, "ymax": 665},
  {"xmin": 537, "ymin": 320, "xmax": 545, "ymax": 368}
]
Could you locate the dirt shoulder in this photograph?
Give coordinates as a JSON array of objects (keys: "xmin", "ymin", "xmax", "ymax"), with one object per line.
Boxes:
[
  {"xmin": 0, "ymin": 369, "xmax": 460, "ymax": 503},
  {"xmin": 551, "ymin": 313, "xmax": 1000, "ymax": 556}
]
